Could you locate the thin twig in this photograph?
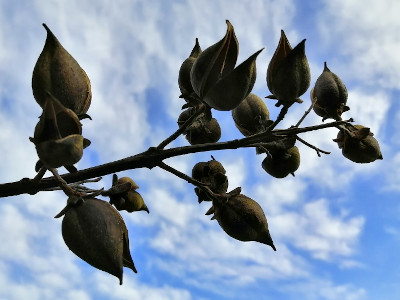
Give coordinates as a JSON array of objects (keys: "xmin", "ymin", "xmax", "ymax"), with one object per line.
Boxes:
[
  {"xmin": 296, "ymin": 136, "xmax": 330, "ymax": 157},
  {"xmin": 49, "ymin": 168, "xmax": 82, "ymax": 197},
  {"xmin": 295, "ymin": 102, "xmax": 314, "ymax": 128}
]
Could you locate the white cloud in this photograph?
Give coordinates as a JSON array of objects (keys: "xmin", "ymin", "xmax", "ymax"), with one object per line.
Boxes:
[{"xmin": 318, "ymin": 0, "xmax": 400, "ymax": 89}]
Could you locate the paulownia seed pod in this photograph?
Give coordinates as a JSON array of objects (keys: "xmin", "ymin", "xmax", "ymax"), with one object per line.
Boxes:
[
  {"xmin": 311, "ymin": 62, "xmax": 349, "ymax": 121},
  {"xmin": 31, "ymin": 93, "xmax": 90, "ymax": 169},
  {"xmin": 192, "ymin": 159, "xmax": 228, "ymax": 202},
  {"xmin": 232, "ymin": 93, "xmax": 270, "ymax": 136},
  {"xmin": 57, "ymin": 197, "xmax": 137, "ymax": 285},
  {"xmin": 212, "ymin": 194, "xmax": 276, "ymax": 251},
  {"xmin": 109, "ymin": 176, "xmax": 149, "ymax": 213},
  {"xmin": 178, "ymin": 38, "xmax": 202, "ymax": 97},
  {"xmin": 32, "ymin": 24, "xmax": 92, "ymax": 116},
  {"xmin": 262, "ymin": 146, "xmax": 300, "ymax": 178},
  {"xmin": 333, "ymin": 125, "xmax": 383, "ymax": 163},
  {"xmin": 266, "ymin": 30, "xmax": 310, "ymax": 107}
]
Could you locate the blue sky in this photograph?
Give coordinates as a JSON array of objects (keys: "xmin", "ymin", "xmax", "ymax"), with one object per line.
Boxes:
[{"xmin": 0, "ymin": 0, "xmax": 399, "ymax": 299}]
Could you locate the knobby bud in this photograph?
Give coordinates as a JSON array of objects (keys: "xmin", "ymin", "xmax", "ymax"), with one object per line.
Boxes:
[
  {"xmin": 211, "ymin": 194, "xmax": 276, "ymax": 251},
  {"xmin": 192, "ymin": 159, "xmax": 228, "ymax": 203},
  {"xmin": 108, "ymin": 175, "xmax": 149, "ymax": 213},
  {"xmin": 190, "ymin": 20, "xmax": 262, "ymax": 111},
  {"xmin": 56, "ymin": 197, "xmax": 137, "ymax": 285},
  {"xmin": 311, "ymin": 62, "xmax": 349, "ymax": 121},
  {"xmin": 266, "ymin": 30, "xmax": 310, "ymax": 106},
  {"xmin": 32, "ymin": 24, "xmax": 92, "ymax": 116},
  {"xmin": 178, "ymin": 107, "xmax": 221, "ymax": 145},
  {"xmin": 333, "ymin": 125, "xmax": 383, "ymax": 163},
  {"xmin": 30, "ymin": 93, "xmax": 90, "ymax": 169},
  {"xmin": 178, "ymin": 38, "xmax": 202, "ymax": 102},
  {"xmin": 232, "ymin": 93, "xmax": 271, "ymax": 136},
  {"xmin": 262, "ymin": 145, "xmax": 301, "ymax": 178}
]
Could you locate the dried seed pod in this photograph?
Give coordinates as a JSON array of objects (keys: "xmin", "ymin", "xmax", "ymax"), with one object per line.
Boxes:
[
  {"xmin": 232, "ymin": 93, "xmax": 270, "ymax": 136},
  {"xmin": 262, "ymin": 146, "xmax": 300, "ymax": 178},
  {"xmin": 178, "ymin": 38, "xmax": 202, "ymax": 97},
  {"xmin": 30, "ymin": 93, "xmax": 89, "ymax": 169},
  {"xmin": 266, "ymin": 30, "xmax": 310, "ymax": 106},
  {"xmin": 186, "ymin": 118, "xmax": 221, "ymax": 145},
  {"xmin": 213, "ymin": 194, "xmax": 276, "ymax": 251},
  {"xmin": 311, "ymin": 62, "xmax": 349, "ymax": 121},
  {"xmin": 333, "ymin": 125, "xmax": 383, "ymax": 163},
  {"xmin": 203, "ymin": 49, "xmax": 263, "ymax": 111},
  {"xmin": 109, "ymin": 176, "xmax": 149, "ymax": 213},
  {"xmin": 192, "ymin": 159, "xmax": 228, "ymax": 202},
  {"xmin": 57, "ymin": 197, "xmax": 137, "ymax": 285},
  {"xmin": 32, "ymin": 24, "xmax": 92, "ymax": 115},
  {"xmin": 190, "ymin": 20, "xmax": 238, "ymax": 99}
]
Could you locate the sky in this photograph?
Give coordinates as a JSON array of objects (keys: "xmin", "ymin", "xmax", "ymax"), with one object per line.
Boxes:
[{"xmin": 0, "ymin": 0, "xmax": 399, "ymax": 299}]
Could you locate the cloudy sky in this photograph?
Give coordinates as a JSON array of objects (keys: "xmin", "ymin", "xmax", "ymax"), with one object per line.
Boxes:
[{"xmin": 0, "ymin": 0, "xmax": 399, "ymax": 299}]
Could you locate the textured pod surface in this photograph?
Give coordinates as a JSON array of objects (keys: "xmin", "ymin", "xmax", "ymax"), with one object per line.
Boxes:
[
  {"xmin": 190, "ymin": 20, "xmax": 238, "ymax": 98},
  {"xmin": 186, "ymin": 118, "xmax": 221, "ymax": 145},
  {"xmin": 203, "ymin": 49, "xmax": 262, "ymax": 111},
  {"xmin": 178, "ymin": 38, "xmax": 202, "ymax": 96},
  {"xmin": 312, "ymin": 62, "xmax": 348, "ymax": 121},
  {"xmin": 267, "ymin": 30, "xmax": 310, "ymax": 105},
  {"xmin": 32, "ymin": 24, "xmax": 92, "ymax": 115},
  {"xmin": 36, "ymin": 134, "xmax": 84, "ymax": 168},
  {"xmin": 262, "ymin": 146, "xmax": 300, "ymax": 178},
  {"xmin": 334, "ymin": 125, "xmax": 383, "ymax": 163},
  {"xmin": 61, "ymin": 198, "xmax": 137, "ymax": 285},
  {"xmin": 232, "ymin": 93, "xmax": 270, "ymax": 136},
  {"xmin": 213, "ymin": 194, "xmax": 276, "ymax": 251},
  {"xmin": 32, "ymin": 94, "xmax": 86, "ymax": 168}
]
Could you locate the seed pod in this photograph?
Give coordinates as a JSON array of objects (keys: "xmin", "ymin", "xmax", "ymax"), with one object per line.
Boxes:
[
  {"xmin": 31, "ymin": 93, "xmax": 89, "ymax": 169},
  {"xmin": 186, "ymin": 118, "xmax": 221, "ymax": 145},
  {"xmin": 266, "ymin": 30, "xmax": 310, "ymax": 106},
  {"xmin": 32, "ymin": 24, "xmax": 92, "ymax": 115},
  {"xmin": 109, "ymin": 176, "xmax": 149, "ymax": 213},
  {"xmin": 311, "ymin": 62, "xmax": 349, "ymax": 121},
  {"xmin": 192, "ymin": 159, "xmax": 228, "ymax": 202},
  {"xmin": 178, "ymin": 38, "xmax": 202, "ymax": 97},
  {"xmin": 212, "ymin": 194, "xmax": 276, "ymax": 251},
  {"xmin": 262, "ymin": 146, "xmax": 300, "ymax": 178},
  {"xmin": 232, "ymin": 93, "xmax": 270, "ymax": 136},
  {"xmin": 203, "ymin": 49, "xmax": 263, "ymax": 111},
  {"xmin": 333, "ymin": 125, "xmax": 383, "ymax": 163},
  {"xmin": 190, "ymin": 20, "xmax": 238, "ymax": 99},
  {"xmin": 57, "ymin": 197, "xmax": 137, "ymax": 285}
]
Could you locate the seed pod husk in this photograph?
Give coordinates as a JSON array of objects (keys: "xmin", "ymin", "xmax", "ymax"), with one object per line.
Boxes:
[
  {"xmin": 262, "ymin": 146, "xmax": 300, "ymax": 178},
  {"xmin": 32, "ymin": 24, "xmax": 92, "ymax": 115},
  {"xmin": 213, "ymin": 194, "xmax": 276, "ymax": 251},
  {"xmin": 232, "ymin": 93, "xmax": 270, "ymax": 136},
  {"xmin": 186, "ymin": 118, "xmax": 221, "ymax": 145},
  {"xmin": 178, "ymin": 38, "xmax": 202, "ymax": 97},
  {"xmin": 192, "ymin": 159, "xmax": 228, "ymax": 202},
  {"xmin": 190, "ymin": 20, "xmax": 238, "ymax": 99},
  {"xmin": 31, "ymin": 93, "xmax": 88, "ymax": 169},
  {"xmin": 266, "ymin": 30, "xmax": 310, "ymax": 106},
  {"xmin": 203, "ymin": 49, "xmax": 263, "ymax": 111},
  {"xmin": 333, "ymin": 125, "xmax": 383, "ymax": 163},
  {"xmin": 108, "ymin": 176, "xmax": 149, "ymax": 213},
  {"xmin": 59, "ymin": 197, "xmax": 137, "ymax": 285},
  {"xmin": 312, "ymin": 62, "xmax": 349, "ymax": 121}
]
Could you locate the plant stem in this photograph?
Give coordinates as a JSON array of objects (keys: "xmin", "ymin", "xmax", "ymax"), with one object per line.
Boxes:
[{"xmin": 0, "ymin": 119, "xmax": 350, "ymax": 198}]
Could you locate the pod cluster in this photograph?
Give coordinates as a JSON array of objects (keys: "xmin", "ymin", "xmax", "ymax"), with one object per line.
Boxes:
[
  {"xmin": 30, "ymin": 24, "xmax": 92, "ymax": 172},
  {"xmin": 192, "ymin": 159, "xmax": 276, "ymax": 251}
]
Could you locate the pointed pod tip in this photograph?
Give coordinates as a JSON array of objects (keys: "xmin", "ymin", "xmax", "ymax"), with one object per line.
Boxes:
[
  {"xmin": 42, "ymin": 23, "xmax": 53, "ymax": 36},
  {"xmin": 323, "ymin": 61, "xmax": 330, "ymax": 72}
]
